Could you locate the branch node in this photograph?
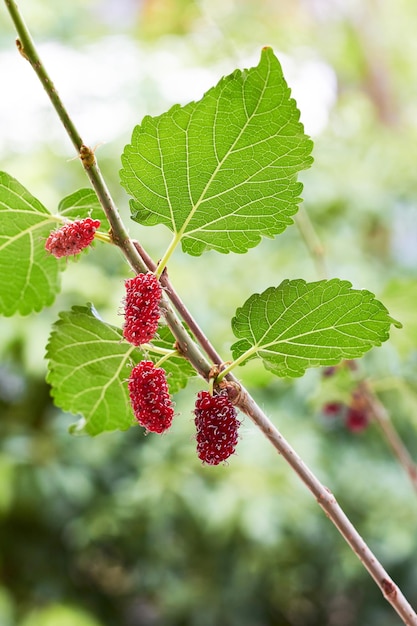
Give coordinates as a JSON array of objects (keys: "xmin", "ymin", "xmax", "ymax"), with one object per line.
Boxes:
[
  {"xmin": 218, "ymin": 379, "xmax": 244, "ymax": 405},
  {"xmin": 16, "ymin": 37, "xmax": 28, "ymax": 60},
  {"xmin": 80, "ymin": 144, "xmax": 96, "ymax": 168},
  {"xmin": 381, "ymin": 579, "xmax": 397, "ymax": 598}
]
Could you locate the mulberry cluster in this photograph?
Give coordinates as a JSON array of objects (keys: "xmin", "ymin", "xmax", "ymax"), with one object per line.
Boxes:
[
  {"xmin": 128, "ymin": 360, "xmax": 174, "ymax": 433},
  {"xmin": 345, "ymin": 406, "xmax": 369, "ymax": 432},
  {"xmin": 194, "ymin": 390, "xmax": 240, "ymax": 465},
  {"xmin": 123, "ymin": 273, "xmax": 162, "ymax": 346},
  {"xmin": 321, "ymin": 363, "xmax": 370, "ymax": 433},
  {"xmin": 322, "ymin": 401, "xmax": 369, "ymax": 433},
  {"xmin": 45, "ymin": 217, "xmax": 100, "ymax": 258}
]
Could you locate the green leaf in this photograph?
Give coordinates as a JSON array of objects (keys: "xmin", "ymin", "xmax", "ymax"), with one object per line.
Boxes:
[
  {"xmin": 46, "ymin": 305, "xmax": 196, "ymax": 435},
  {"xmin": 46, "ymin": 304, "xmax": 136, "ymax": 435},
  {"xmin": 0, "ymin": 171, "xmax": 62, "ymax": 316},
  {"xmin": 58, "ymin": 188, "xmax": 110, "ymax": 231},
  {"xmin": 120, "ymin": 47, "xmax": 313, "ymax": 256},
  {"xmin": 230, "ymin": 279, "xmax": 401, "ymax": 378}
]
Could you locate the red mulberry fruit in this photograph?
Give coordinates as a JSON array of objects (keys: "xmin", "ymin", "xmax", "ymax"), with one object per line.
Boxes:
[
  {"xmin": 123, "ymin": 273, "xmax": 162, "ymax": 346},
  {"xmin": 345, "ymin": 407, "xmax": 369, "ymax": 432},
  {"xmin": 194, "ymin": 390, "xmax": 240, "ymax": 465},
  {"xmin": 45, "ymin": 217, "xmax": 100, "ymax": 258},
  {"xmin": 322, "ymin": 402, "xmax": 344, "ymax": 417},
  {"xmin": 128, "ymin": 360, "xmax": 174, "ymax": 433}
]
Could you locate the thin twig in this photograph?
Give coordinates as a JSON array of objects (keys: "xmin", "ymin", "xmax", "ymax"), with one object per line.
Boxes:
[
  {"xmin": 360, "ymin": 382, "xmax": 417, "ymax": 494},
  {"xmin": 295, "ymin": 195, "xmax": 417, "ymax": 497},
  {"xmin": 4, "ymin": 1, "xmax": 417, "ymax": 623},
  {"xmin": 294, "ymin": 205, "xmax": 327, "ymax": 279}
]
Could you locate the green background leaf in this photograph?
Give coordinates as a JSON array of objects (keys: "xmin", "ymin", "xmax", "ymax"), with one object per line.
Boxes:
[
  {"xmin": 0, "ymin": 171, "xmax": 62, "ymax": 316},
  {"xmin": 58, "ymin": 188, "xmax": 110, "ymax": 231},
  {"xmin": 46, "ymin": 305, "xmax": 196, "ymax": 436},
  {"xmin": 120, "ymin": 47, "xmax": 313, "ymax": 256},
  {"xmin": 231, "ymin": 279, "xmax": 401, "ymax": 378}
]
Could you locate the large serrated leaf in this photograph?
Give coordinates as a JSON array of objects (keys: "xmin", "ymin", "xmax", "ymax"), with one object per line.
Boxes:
[
  {"xmin": 58, "ymin": 188, "xmax": 110, "ymax": 231},
  {"xmin": 0, "ymin": 171, "xmax": 63, "ymax": 315},
  {"xmin": 120, "ymin": 47, "xmax": 313, "ymax": 256},
  {"xmin": 46, "ymin": 305, "xmax": 196, "ymax": 435},
  {"xmin": 230, "ymin": 279, "xmax": 401, "ymax": 378}
]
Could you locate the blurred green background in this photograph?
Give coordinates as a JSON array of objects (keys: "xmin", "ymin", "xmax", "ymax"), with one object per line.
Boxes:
[{"xmin": 1, "ymin": 0, "xmax": 417, "ymax": 624}]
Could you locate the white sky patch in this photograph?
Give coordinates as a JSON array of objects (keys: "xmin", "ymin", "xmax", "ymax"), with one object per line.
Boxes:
[
  {"xmin": 282, "ymin": 56, "xmax": 337, "ymax": 136},
  {"xmin": 0, "ymin": 37, "xmax": 336, "ymax": 157}
]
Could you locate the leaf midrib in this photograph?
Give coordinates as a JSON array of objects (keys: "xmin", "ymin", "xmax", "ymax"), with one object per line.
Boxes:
[
  {"xmin": 0, "ymin": 216, "xmax": 58, "ymax": 252},
  {"xmin": 174, "ymin": 59, "xmax": 272, "ymax": 239}
]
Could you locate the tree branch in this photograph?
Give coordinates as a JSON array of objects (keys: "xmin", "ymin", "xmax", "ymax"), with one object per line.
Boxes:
[
  {"xmin": 230, "ymin": 385, "xmax": 417, "ymax": 625},
  {"xmin": 4, "ymin": 1, "xmax": 417, "ymax": 623},
  {"xmin": 4, "ymin": 0, "xmax": 213, "ymax": 382}
]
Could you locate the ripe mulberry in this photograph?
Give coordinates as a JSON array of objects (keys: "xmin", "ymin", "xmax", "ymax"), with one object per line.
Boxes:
[
  {"xmin": 123, "ymin": 273, "xmax": 162, "ymax": 346},
  {"xmin": 45, "ymin": 217, "xmax": 100, "ymax": 258},
  {"xmin": 128, "ymin": 360, "xmax": 174, "ymax": 433},
  {"xmin": 345, "ymin": 406, "xmax": 369, "ymax": 432},
  {"xmin": 322, "ymin": 402, "xmax": 344, "ymax": 417},
  {"xmin": 194, "ymin": 390, "xmax": 240, "ymax": 465}
]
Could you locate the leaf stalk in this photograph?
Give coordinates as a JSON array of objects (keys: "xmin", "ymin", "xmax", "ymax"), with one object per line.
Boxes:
[{"xmin": 155, "ymin": 232, "xmax": 182, "ymax": 278}]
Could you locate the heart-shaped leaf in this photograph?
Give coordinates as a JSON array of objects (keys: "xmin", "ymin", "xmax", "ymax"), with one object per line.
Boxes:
[{"xmin": 120, "ymin": 47, "xmax": 313, "ymax": 256}]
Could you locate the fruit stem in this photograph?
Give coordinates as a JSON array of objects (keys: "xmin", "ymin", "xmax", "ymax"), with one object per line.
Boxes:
[
  {"xmin": 154, "ymin": 350, "xmax": 179, "ymax": 368},
  {"xmin": 94, "ymin": 231, "xmax": 113, "ymax": 244}
]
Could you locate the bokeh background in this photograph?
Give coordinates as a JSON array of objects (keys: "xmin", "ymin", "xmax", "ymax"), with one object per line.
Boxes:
[{"xmin": 1, "ymin": 1, "xmax": 417, "ymax": 624}]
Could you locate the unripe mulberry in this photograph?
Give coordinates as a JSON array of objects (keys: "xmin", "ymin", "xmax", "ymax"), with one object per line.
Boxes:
[
  {"xmin": 123, "ymin": 273, "xmax": 162, "ymax": 346},
  {"xmin": 128, "ymin": 360, "xmax": 174, "ymax": 433},
  {"xmin": 45, "ymin": 217, "xmax": 100, "ymax": 258},
  {"xmin": 194, "ymin": 390, "xmax": 240, "ymax": 465}
]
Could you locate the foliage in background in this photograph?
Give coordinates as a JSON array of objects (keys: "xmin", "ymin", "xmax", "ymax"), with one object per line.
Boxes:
[{"xmin": 1, "ymin": 1, "xmax": 417, "ymax": 625}]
